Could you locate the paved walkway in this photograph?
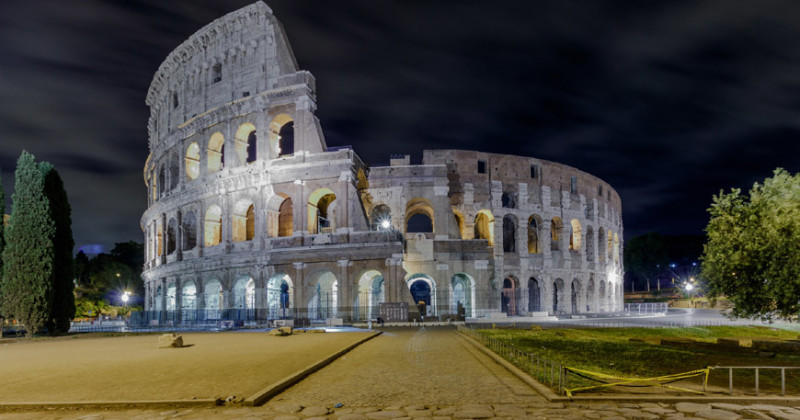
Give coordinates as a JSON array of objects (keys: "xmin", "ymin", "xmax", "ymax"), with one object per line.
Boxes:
[
  {"xmin": 2, "ymin": 327, "xmax": 800, "ymax": 419},
  {"xmin": 265, "ymin": 326, "xmax": 542, "ymax": 407}
]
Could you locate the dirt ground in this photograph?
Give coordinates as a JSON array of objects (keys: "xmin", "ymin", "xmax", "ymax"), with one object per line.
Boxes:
[{"xmin": 0, "ymin": 331, "xmax": 372, "ymax": 403}]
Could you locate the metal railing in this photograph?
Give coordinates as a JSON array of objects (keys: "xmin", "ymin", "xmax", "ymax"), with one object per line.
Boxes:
[
  {"xmin": 458, "ymin": 326, "xmax": 565, "ymax": 393},
  {"xmin": 624, "ymin": 302, "xmax": 668, "ymax": 315},
  {"xmin": 711, "ymin": 366, "xmax": 800, "ymax": 396}
]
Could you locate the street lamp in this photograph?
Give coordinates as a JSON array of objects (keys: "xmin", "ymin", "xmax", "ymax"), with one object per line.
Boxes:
[{"xmin": 121, "ymin": 290, "xmax": 130, "ymax": 316}]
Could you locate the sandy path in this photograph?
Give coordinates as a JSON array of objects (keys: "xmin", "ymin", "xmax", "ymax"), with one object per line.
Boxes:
[
  {"xmin": 266, "ymin": 327, "xmax": 544, "ymax": 407},
  {"xmin": 0, "ymin": 331, "xmax": 371, "ymax": 403}
]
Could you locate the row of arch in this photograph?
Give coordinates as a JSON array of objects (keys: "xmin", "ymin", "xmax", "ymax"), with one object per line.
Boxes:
[
  {"xmin": 151, "ymin": 114, "xmax": 296, "ymax": 201},
  {"xmin": 369, "ymin": 201, "xmax": 621, "ymax": 263},
  {"xmin": 500, "ymin": 276, "xmax": 621, "ymax": 315}
]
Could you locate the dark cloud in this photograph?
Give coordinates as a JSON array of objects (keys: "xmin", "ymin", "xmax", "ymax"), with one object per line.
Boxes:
[{"xmin": 1, "ymin": 0, "xmax": 799, "ymax": 251}]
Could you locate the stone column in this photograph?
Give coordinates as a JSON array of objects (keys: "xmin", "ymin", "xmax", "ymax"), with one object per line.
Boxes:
[
  {"xmin": 176, "ymin": 209, "xmax": 183, "ymax": 261},
  {"xmin": 160, "ymin": 213, "xmax": 167, "ymax": 264},
  {"xmin": 337, "ymin": 260, "xmax": 350, "ymax": 320},
  {"xmin": 293, "ymin": 262, "xmax": 306, "ymax": 318}
]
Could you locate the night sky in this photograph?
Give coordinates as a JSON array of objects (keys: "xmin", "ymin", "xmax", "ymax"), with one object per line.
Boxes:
[{"xmin": 1, "ymin": 0, "xmax": 799, "ymax": 254}]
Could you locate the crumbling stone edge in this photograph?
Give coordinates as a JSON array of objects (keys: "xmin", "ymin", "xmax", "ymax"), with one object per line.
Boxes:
[{"xmin": 243, "ymin": 330, "xmax": 382, "ymax": 406}]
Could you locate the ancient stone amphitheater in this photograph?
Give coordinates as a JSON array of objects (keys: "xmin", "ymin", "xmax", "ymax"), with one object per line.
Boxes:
[{"xmin": 140, "ymin": 2, "xmax": 624, "ymax": 325}]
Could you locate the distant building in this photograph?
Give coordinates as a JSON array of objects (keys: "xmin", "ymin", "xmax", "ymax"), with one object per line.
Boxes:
[{"xmin": 141, "ymin": 2, "xmax": 624, "ymax": 324}]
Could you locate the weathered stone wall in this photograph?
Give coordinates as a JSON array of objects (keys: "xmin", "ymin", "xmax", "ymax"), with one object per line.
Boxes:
[{"xmin": 141, "ymin": 2, "xmax": 624, "ymax": 321}]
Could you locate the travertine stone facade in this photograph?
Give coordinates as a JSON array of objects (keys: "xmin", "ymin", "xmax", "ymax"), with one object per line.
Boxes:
[{"xmin": 141, "ymin": 2, "xmax": 624, "ymax": 323}]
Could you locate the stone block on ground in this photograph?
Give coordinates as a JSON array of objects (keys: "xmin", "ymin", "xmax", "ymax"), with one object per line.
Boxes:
[
  {"xmin": 157, "ymin": 333, "xmax": 183, "ymax": 348},
  {"xmin": 269, "ymin": 326, "xmax": 293, "ymax": 336},
  {"xmin": 695, "ymin": 408, "xmax": 741, "ymax": 420},
  {"xmin": 676, "ymin": 403, "xmax": 713, "ymax": 413}
]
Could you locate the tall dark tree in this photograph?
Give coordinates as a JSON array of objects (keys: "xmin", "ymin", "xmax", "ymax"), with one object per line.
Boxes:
[
  {"xmin": 624, "ymin": 232, "xmax": 668, "ymax": 292},
  {"xmin": 0, "ymin": 169, "xmax": 5, "ymax": 282},
  {"xmin": 1, "ymin": 151, "xmax": 55, "ymax": 337},
  {"xmin": 40, "ymin": 162, "xmax": 75, "ymax": 334}
]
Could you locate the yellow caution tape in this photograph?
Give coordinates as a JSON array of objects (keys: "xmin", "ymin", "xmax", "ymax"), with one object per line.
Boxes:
[{"xmin": 563, "ymin": 366, "xmax": 710, "ymax": 397}]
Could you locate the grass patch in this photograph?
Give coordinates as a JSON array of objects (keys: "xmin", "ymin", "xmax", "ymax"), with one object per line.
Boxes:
[{"xmin": 478, "ymin": 326, "xmax": 800, "ymax": 394}]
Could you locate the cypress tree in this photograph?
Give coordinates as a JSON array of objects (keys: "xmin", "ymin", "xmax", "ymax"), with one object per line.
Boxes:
[
  {"xmin": 40, "ymin": 162, "xmax": 75, "ymax": 334},
  {"xmin": 1, "ymin": 151, "xmax": 55, "ymax": 337}
]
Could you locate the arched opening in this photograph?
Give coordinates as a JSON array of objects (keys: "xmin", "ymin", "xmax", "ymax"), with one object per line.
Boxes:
[
  {"xmin": 502, "ymin": 214, "xmax": 517, "ymax": 253},
  {"xmin": 166, "ymin": 217, "xmax": 178, "ymax": 255},
  {"xmin": 569, "ymin": 219, "xmax": 582, "ymax": 251},
  {"xmin": 204, "ymin": 279, "xmax": 223, "ymax": 318},
  {"xmin": 232, "ymin": 276, "xmax": 256, "ymax": 311},
  {"xmin": 234, "ymin": 123, "xmax": 257, "ymax": 165},
  {"xmin": 166, "ymin": 282, "xmax": 176, "ymax": 311},
  {"xmin": 528, "ymin": 278, "xmax": 541, "ymax": 312},
  {"xmin": 409, "ymin": 279, "xmax": 432, "ymax": 317},
  {"xmin": 607, "ymin": 230, "xmax": 614, "ymax": 261},
  {"xmin": 405, "ymin": 198, "xmax": 434, "ymax": 234},
  {"xmin": 267, "ymin": 274, "xmax": 293, "ymax": 319},
  {"xmin": 407, "ymin": 214, "xmax": 433, "ymax": 233},
  {"xmin": 156, "ymin": 224, "xmax": 163, "ymax": 257},
  {"xmin": 185, "ymin": 142, "xmax": 200, "ymax": 180},
  {"xmin": 501, "ymin": 191, "xmax": 516, "ymax": 208},
  {"xmin": 204, "ymin": 205, "xmax": 222, "ymax": 247},
  {"xmin": 169, "ymin": 154, "xmax": 179, "ymax": 190},
  {"xmin": 182, "ymin": 211, "xmax": 197, "ymax": 250},
  {"xmin": 278, "ymin": 197, "xmax": 293, "ymax": 237},
  {"xmin": 551, "ymin": 217, "xmax": 563, "ymax": 250},
  {"xmin": 451, "ymin": 273, "xmax": 474, "ymax": 318},
  {"xmin": 528, "ymin": 215, "xmax": 540, "ymax": 254},
  {"xmin": 270, "ymin": 114, "xmax": 295, "ymax": 158},
  {"xmin": 356, "ymin": 270, "xmax": 384, "ymax": 320},
  {"xmin": 309, "ymin": 272, "xmax": 338, "ymax": 320},
  {"xmin": 585, "ymin": 226, "xmax": 595, "ymax": 261},
  {"xmin": 232, "ymin": 201, "xmax": 255, "ymax": 242},
  {"xmin": 613, "ymin": 233, "xmax": 620, "ymax": 264},
  {"xmin": 207, "ymin": 132, "xmax": 225, "ymax": 173},
  {"xmin": 181, "ymin": 281, "xmax": 196, "ymax": 321},
  {"xmin": 308, "ymin": 188, "xmax": 336, "ymax": 234},
  {"xmin": 370, "ymin": 204, "xmax": 392, "ymax": 231},
  {"xmin": 474, "ymin": 210, "xmax": 494, "ymax": 246},
  {"xmin": 501, "ymin": 277, "xmax": 518, "ymax": 316}
]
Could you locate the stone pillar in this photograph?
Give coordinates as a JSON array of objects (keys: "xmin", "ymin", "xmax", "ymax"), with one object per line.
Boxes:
[
  {"xmin": 337, "ymin": 259, "xmax": 350, "ymax": 320},
  {"xmin": 159, "ymin": 278, "xmax": 167, "ymax": 318},
  {"xmin": 176, "ymin": 209, "xmax": 183, "ymax": 261},
  {"xmin": 254, "ymin": 268, "xmax": 266, "ymax": 321},
  {"xmin": 293, "ymin": 262, "xmax": 306, "ymax": 318},
  {"xmin": 160, "ymin": 213, "xmax": 167, "ymax": 264}
]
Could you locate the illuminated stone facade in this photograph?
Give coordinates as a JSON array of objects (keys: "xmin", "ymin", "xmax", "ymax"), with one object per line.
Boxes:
[{"xmin": 141, "ymin": 2, "xmax": 624, "ymax": 323}]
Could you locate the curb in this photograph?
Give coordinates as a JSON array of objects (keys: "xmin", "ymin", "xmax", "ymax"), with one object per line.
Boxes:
[
  {"xmin": 0, "ymin": 399, "xmax": 219, "ymax": 411},
  {"xmin": 243, "ymin": 330, "xmax": 382, "ymax": 406},
  {"xmin": 457, "ymin": 330, "xmax": 800, "ymax": 406},
  {"xmin": 458, "ymin": 331, "xmax": 560, "ymax": 400}
]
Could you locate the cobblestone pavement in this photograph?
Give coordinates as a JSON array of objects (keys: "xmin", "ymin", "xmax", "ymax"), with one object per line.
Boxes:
[{"xmin": 2, "ymin": 328, "xmax": 800, "ymax": 419}]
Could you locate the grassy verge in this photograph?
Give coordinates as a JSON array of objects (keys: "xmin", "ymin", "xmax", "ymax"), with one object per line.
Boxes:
[{"xmin": 478, "ymin": 326, "xmax": 800, "ymax": 394}]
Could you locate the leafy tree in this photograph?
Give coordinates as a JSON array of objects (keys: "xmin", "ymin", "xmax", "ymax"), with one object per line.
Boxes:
[
  {"xmin": 624, "ymin": 232, "xmax": 668, "ymax": 292},
  {"xmin": 701, "ymin": 168, "xmax": 800, "ymax": 320},
  {"xmin": 0, "ymin": 169, "xmax": 5, "ymax": 318},
  {"xmin": 1, "ymin": 151, "xmax": 55, "ymax": 337},
  {"xmin": 40, "ymin": 163, "xmax": 75, "ymax": 334}
]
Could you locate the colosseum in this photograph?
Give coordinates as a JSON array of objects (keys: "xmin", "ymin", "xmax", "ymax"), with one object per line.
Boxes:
[{"xmin": 140, "ymin": 2, "xmax": 624, "ymax": 326}]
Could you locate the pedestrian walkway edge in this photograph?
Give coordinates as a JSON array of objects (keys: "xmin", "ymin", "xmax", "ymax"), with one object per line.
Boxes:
[
  {"xmin": 0, "ymin": 399, "xmax": 219, "ymax": 411},
  {"xmin": 458, "ymin": 330, "xmax": 560, "ymax": 401},
  {"xmin": 243, "ymin": 330, "xmax": 382, "ymax": 406}
]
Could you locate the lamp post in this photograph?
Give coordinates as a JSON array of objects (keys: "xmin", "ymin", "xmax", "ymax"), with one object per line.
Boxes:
[{"xmin": 122, "ymin": 291, "xmax": 130, "ymax": 316}]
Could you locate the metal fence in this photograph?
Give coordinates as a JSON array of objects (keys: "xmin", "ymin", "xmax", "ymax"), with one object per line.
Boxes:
[
  {"xmin": 623, "ymin": 302, "xmax": 668, "ymax": 315},
  {"xmin": 458, "ymin": 325, "xmax": 566, "ymax": 393},
  {"xmin": 711, "ymin": 366, "xmax": 800, "ymax": 396}
]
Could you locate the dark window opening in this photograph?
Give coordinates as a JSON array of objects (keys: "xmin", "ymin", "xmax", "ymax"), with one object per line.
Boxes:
[
  {"xmin": 570, "ymin": 176, "xmax": 577, "ymax": 194},
  {"xmin": 212, "ymin": 63, "xmax": 222, "ymax": 83},
  {"xmin": 598, "ymin": 185, "xmax": 603, "ymax": 196},
  {"xmin": 278, "ymin": 122, "xmax": 294, "ymax": 157},
  {"xmin": 477, "ymin": 160, "xmax": 486, "ymax": 174},
  {"xmin": 242, "ymin": 91, "xmax": 250, "ymax": 97},
  {"xmin": 407, "ymin": 213, "xmax": 433, "ymax": 233},
  {"xmin": 246, "ymin": 131, "xmax": 257, "ymax": 163},
  {"xmin": 530, "ymin": 165, "xmax": 538, "ymax": 179},
  {"xmin": 172, "ymin": 92, "xmax": 178, "ymax": 109}
]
